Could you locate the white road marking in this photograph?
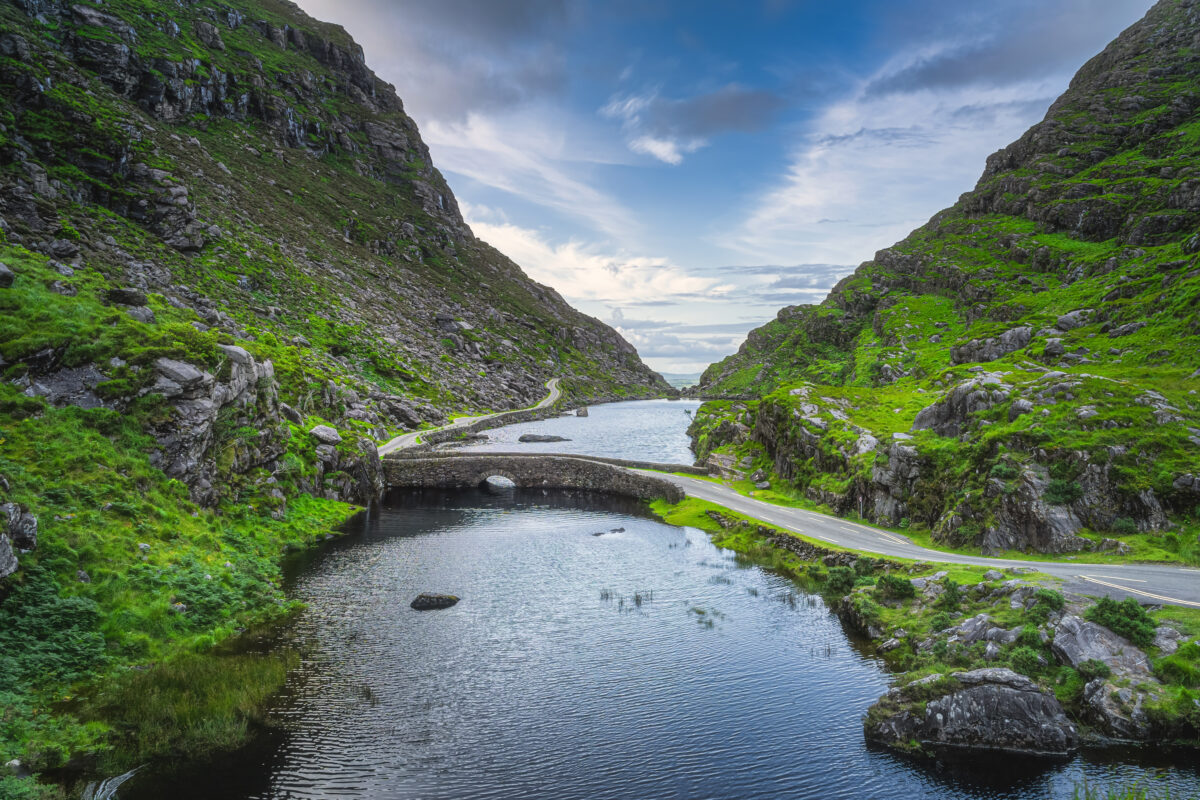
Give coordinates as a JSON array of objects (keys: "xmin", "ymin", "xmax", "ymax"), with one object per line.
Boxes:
[
  {"xmin": 1075, "ymin": 575, "xmax": 1200, "ymax": 608},
  {"xmin": 1086, "ymin": 575, "xmax": 1146, "ymax": 583}
]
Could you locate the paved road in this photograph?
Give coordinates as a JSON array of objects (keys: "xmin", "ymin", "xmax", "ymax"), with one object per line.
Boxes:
[
  {"xmin": 378, "ymin": 378, "xmax": 561, "ymax": 456},
  {"xmin": 650, "ymin": 472, "xmax": 1200, "ymax": 608}
]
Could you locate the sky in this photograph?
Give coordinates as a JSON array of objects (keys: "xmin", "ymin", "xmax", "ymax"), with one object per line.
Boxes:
[{"xmin": 297, "ymin": 0, "xmax": 1155, "ymax": 375}]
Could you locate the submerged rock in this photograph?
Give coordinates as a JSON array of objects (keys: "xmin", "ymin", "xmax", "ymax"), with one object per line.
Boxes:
[{"xmin": 411, "ymin": 593, "xmax": 460, "ymax": 611}]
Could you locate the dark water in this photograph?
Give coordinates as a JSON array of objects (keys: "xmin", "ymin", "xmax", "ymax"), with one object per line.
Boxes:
[
  {"xmin": 123, "ymin": 488, "xmax": 1200, "ymax": 800},
  {"xmin": 455, "ymin": 398, "xmax": 702, "ymax": 464}
]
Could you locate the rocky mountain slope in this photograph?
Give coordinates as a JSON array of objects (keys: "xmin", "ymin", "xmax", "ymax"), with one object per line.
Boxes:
[
  {"xmin": 0, "ymin": 0, "xmax": 668, "ymax": 786},
  {"xmin": 691, "ymin": 0, "xmax": 1200, "ymax": 557}
]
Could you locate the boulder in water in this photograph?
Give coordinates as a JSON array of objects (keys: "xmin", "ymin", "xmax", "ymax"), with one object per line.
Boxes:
[
  {"xmin": 518, "ymin": 434, "xmax": 570, "ymax": 443},
  {"xmin": 411, "ymin": 593, "xmax": 460, "ymax": 611}
]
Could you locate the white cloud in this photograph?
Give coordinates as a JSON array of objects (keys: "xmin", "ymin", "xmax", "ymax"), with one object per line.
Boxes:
[
  {"xmin": 463, "ymin": 212, "xmax": 718, "ymax": 305},
  {"xmin": 627, "ymin": 135, "xmax": 703, "ymax": 165},
  {"xmin": 725, "ymin": 78, "xmax": 1058, "ymax": 264},
  {"xmin": 425, "ymin": 111, "xmax": 641, "ymax": 242}
]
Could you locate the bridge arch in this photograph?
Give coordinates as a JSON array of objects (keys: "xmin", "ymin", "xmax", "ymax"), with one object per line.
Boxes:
[{"xmin": 382, "ymin": 453, "xmax": 684, "ymax": 503}]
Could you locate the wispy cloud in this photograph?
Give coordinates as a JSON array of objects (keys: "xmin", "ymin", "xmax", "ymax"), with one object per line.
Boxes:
[{"xmin": 601, "ymin": 83, "xmax": 783, "ymax": 164}]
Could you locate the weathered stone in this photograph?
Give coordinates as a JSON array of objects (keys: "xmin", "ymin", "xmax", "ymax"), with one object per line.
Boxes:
[
  {"xmin": 410, "ymin": 593, "xmax": 459, "ymax": 611},
  {"xmin": 0, "ymin": 534, "xmax": 17, "ymax": 579},
  {"xmin": 105, "ymin": 287, "xmax": 148, "ymax": 306},
  {"xmin": 950, "ymin": 326, "xmax": 1032, "ymax": 364},
  {"xmin": 575, "ymin": 407, "xmax": 589, "ymax": 417},
  {"xmin": 1051, "ymin": 615, "xmax": 1152, "ymax": 678},
  {"xmin": 384, "ymin": 453, "xmax": 684, "ymax": 504},
  {"xmin": 865, "ymin": 668, "xmax": 1078, "ymax": 757},
  {"xmin": 1, "ymin": 504, "xmax": 37, "ymax": 550},
  {"xmin": 0, "ymin": 262, "xmax": 13, "ymax": 288},
  {"xmin": 1056, "ymin": 309, "xmax": 1094, "ymax": 330},
  {"xmin": 309, "ymin": 424, "xmax": 342, "ymax": 445},
  {"xmin": 518, "ymin": 433, "xmax": 570, "ymax": 443},
  {"xmin": 1153, "ymin": 626, "xmax": 1183, "ymax": 655}
]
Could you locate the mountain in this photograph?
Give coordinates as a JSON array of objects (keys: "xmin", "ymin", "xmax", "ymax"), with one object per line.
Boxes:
[
  {"xmin": 692, "ymin": 0, "xmax": 1200, "ymax": 556},
  {"xmin": 0, "ymin": 0, "xmax": 669, "ymax": 780}
]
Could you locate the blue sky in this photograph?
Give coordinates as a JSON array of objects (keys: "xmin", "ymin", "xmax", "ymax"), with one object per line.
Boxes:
[{"xmin": 297, "ymin": 0, "xmax": 1154, "ymax": 375}]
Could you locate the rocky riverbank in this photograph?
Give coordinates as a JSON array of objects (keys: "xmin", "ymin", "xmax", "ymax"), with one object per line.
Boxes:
[{"xmin": 654, "ymin": 501, "xmax": 1200, "ymax": 758}]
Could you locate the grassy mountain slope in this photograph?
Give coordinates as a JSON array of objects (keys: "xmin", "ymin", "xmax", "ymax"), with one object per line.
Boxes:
[
  {"xmin": 693, "ymin": 0, "xmax": 1200, "ymax": 559},
  {"xmin": 0, "ymin": 0, "xmax": 668, "ymax": 792}
]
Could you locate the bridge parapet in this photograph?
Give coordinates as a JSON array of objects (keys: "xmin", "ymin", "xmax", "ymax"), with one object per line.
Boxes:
[{"xmin": 382, "ymin": 453, "xmax": 685, "ymax": 503}]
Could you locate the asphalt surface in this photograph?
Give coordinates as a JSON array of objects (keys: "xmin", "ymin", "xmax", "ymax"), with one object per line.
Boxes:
[
  {"xmin": 378, "ymin": 378, "xmax": 561, "ymax": 456},
  {"xmin": 650, "ymin": 472, "xmax": 1200, "ymax": 608}
]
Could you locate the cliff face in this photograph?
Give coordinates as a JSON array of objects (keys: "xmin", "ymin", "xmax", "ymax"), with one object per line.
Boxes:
[
  {"xmin": 692, "ymin": 0, "xmax": 1200, "ymax": 555},
  {"xmin": 0, "ymin": 0, "xmax": 671, "ymax": 517}
]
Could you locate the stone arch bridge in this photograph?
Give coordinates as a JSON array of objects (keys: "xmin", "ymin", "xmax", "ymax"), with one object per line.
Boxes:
[{"xmin": 382, "ymin": 452, "xmax": 708, "ymax": 504}]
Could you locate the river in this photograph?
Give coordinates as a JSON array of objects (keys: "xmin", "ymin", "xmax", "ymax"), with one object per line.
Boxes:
[{"xmin": 122, "ymin": 401, "xmax": 1200, "ymax": 799}]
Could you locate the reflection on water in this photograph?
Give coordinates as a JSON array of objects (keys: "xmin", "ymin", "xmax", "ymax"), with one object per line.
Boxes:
[
  {"xmin": 122, "ymin": 489, "xmax": 1200, "ymax": 800},
  {"xmin": 455, "ymin": 398, "xmax": 702, "ymax": 464}
]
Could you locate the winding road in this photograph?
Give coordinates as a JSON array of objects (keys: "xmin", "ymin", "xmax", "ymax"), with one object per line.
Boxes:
[
  {"xmin": 649, "ymin": 472, "xmax": 1200, "ymax": 608},
  {"xmin": 377, "ymin": 381, "xmax": 1199, "ymax": 607},
  {"xmin": 378, "ymin": 378, "xmax": 561, "ymax": 456}
]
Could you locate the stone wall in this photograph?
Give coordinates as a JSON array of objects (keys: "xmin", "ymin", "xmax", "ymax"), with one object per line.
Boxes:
[{"xmin": 383, "ymin": 454, "xmax": 685, "ymax": 503}]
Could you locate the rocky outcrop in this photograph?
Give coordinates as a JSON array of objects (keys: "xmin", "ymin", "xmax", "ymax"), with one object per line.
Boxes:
[
  {"xmin": 980, "ymin": 467, "xmax": 1091, "ymax": 554},
  {"xmin": 950, "ymin": 326, "xmax": 1033, "ymax": 365},
  {"xmin": 1050, "ymin": 615, "xmax": 1152, "ymax": 679},
  {"xmin": 912, "ymin": 373, "xmax": 1009, "ymax": 437},
  {"xmin": 517, "ymin": 434, "xmax": 570, "ymax": 443},
  {"xmin": 0, "ymin": 503, "xmax": 37, "ymax": 580},
  {"xmin": 865, "ymin": 668, "xmax": 1078, "ymax": 757}
]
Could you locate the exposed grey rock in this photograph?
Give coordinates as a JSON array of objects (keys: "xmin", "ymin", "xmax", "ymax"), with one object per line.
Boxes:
[
  {"xmin": 754, "ymin": 480, "xmax": 771, "ymax": 490},
  {"xmin": 983, "ymin": 570, "xmax": 1004, "ymax": 581},
  {"xmin": 913, "ymin": 375, "xmax": 1008, "ymax": 437},
  {"xmin": 575, "ymin": 407, "xmax": 589, "ymax": 417},
  {"xmin": 1051, "ymin": 615, "xmax": 1152, "ymax": 679},
  {"xmin": 1082, "ymin": 678, "xmax": 1162, "ymax": 740},
  {"xmin": 1152, "ymin": 626, "xmax": 1183, "ymax": 656},
  {"xmin": 194, "ymin": 20, "xmax": 225, "ymax": 49},
  {"xmin": 1008, "ymin": 398, "xmax": 1034, "ymax": 420},
  {"xmin": 1, "ymin": 504, "xmax": 37, "ymax": 550},
  {"xmin": 24, "ymin": 364, "xmax": 109, "ymax": 409},
  {"xmin": 518, "ymin": 434, "xmax": 570, "ymax": 443},
  {"xmin": 1056, "ymin": 309, "xmax": 1094, "ymax": 330},
  {"xmin": 855, "ymin": 433, "xmax": 879, "ymax": 454},
  {"xmin": 1043, "ymin": 338, "xmax": 1065, "ymax": 357},
  {"xmin": 279, "ymin": 403, "xmax": 303, "ymax": 425},
  {"xmin": 0, "ymin": 533, "xmax": 17, "ymax": 580},
  {"xmin": 410, "ymin": 592, "xmax": 459, "ymax": 611},
  {"xmin": 218, "ymin": 344, "xmax": 252, "ymax": 364},
  {"xmin": 981, "ymin": 466, "xmax": 1090, "ymax": 554},
  {"xmin": 866, "ymin": 668, "xmax": 1078, "ymax": 757},
  {"xmin": 105, "ymin": 287, "xmax": 148, "ymax": 306},
  {"xmin": 950, "ymin": 326, "xmax": 1032, "ymax": 364},
  {"xmin": 0, "ymin": 262, "xmax": 13, "ymax": 288},
  {"xmin": 1109, "ymin": 321, "xmax": 1147, "ymax": 337},
  {"xmin": 309, "ymin": 424, "xmax": 342, "ymax": 445}
]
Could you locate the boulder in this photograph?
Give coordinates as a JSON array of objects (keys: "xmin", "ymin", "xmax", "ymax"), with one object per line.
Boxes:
[
  {"xmin": 1, "ymin": 504, "xmax": 37, "ymax": 550},
  {"xmin": 0, "ymin": 262, "xmax": 13, "ymax": 288},
  {"xmin": 1056, "ymin": 309, "xmax": 1094, "ymax": 330},
  {"xmin": 575, "ymin": 407, "xmax": 589, "ymax": 417},
  {"xmin": 1050, "ymin": 615, "xmax": 1152, "ymax": 679},
  {"xmin": 410, "ymin": 593, "xmax": 459, "ymax": 611},
  {"xmin": 105, "ymin": 287, "xmax": 148, "ymax": 306},
  {"xmin": 912, "ymin": 374, "xmax": 1008, "ymax": 437},
  {"xmin": 309, "ymin": 425, "xmax": 342, "ymax": 445},
  {"xmin": 0, "ymin": 534, "xmax": 17, "ymax": 579},
  {"xmin": 865, "ymin": 668, "xmax": 1078, "ymax": 757},
  {"xmin": 1152, "ymin": 626, "xmax": 1183, "ymax": 656},
  {"xmin": 518, "ymin": 434, "xmax": 570, "ymax": 443},
  {"xmin": 1081, "ymin": 678, "xmax": 1163, "ymax": 740},
  {"xmin": 950, "ymin": 326, "xmax": 1032, "ymax": 364}
]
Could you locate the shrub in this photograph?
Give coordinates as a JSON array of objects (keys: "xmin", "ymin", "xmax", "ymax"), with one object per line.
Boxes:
[
  {"xmin": 826, "ymin": 566, "xmax": 855, "ymax": 595},
  {"xmin": 875, "ymin": 573, "xmax": 916, "ymax": 600},
  {"xmin": 1010, "ymin": 645, "xmax": 1043, "ymax": 676},
  {"xmin": 1017, "ymin": 624, "xmax": 1043, "ymax": 649},
  {"xmin": 1085, "ymin": 596, "xmax": 1155, "ymax": 648},
  {"xmin": 990, "ymin": 462, "xmax": 1019, "ymax": 481},
  {"xmin": 1044, "ymin": 479, "xmax": 1083, "ymax": 505},
  {"xmin": 1078, "ymin": 659, "xmax": 1112, "ymax": 682},
  {"xmin": 935, "ymin": 579, "xmax": 961, "ymax": 611},
  {"xmin": 1111, "ymin": 517, "xmax": 1138, "ymax": 536},
  {"xmin": 928, "ymin": 612, "xmax": 953, "ymax": 632},
  {"xmin": 1027, "ymin": 588, "xmax": 1065, "ymax": 624}
]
